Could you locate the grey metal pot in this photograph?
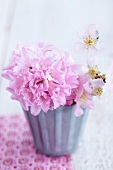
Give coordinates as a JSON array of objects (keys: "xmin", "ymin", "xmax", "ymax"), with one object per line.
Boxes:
[{"xmin": 23, "ymin": 105, "xmax": 88, "ymax": 156}]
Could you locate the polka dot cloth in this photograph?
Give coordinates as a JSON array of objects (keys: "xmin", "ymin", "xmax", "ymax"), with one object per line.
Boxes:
[{"xmin": 0, "ymin": 115, "xmax": 74, "ymax": 170}]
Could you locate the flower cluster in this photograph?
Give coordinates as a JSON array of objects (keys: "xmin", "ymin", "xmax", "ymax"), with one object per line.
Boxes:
[
  {"xmin": 2, "ymin": 43, "xmax": 80, "ymax": 115},
  {"xmin": 3, "ymin": 25, "xmax": 106, "ymax": 116}
]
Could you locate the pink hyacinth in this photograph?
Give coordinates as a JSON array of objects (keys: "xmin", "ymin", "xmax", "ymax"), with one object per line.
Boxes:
[
  {"xmin": 3, "ymin": 43, "xmax": 82, "ymax": 115},
  {"xmin": 3, "ymin": 42, "xmax": 106, "ymax": 116}
]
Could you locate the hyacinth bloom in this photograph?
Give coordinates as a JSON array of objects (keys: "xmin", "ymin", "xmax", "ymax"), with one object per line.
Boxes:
[
  {"xmin": 3, "ymin": 43, "xmax": 80, "ymax": 115},
  {"xmin": 3, "ymin": 42, "xmax": 106, "ymax": 117}
]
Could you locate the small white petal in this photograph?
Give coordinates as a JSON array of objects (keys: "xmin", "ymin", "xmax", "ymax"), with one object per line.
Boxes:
[
  {"xmin": 78, "ymin": 27, "xmax": 89, "ymax": 39},
  {"xmin": 88, "ymin": 24, "xmax": 99, "ymax": 39},
  {"xmin": 86, "ymin": 48, "xmax": 99, "ymax": 66},
  {"xmin": 75, "ymin": 42, "xmax": 86, "ymax": 53},
  {"xmin": 92, "ymin": 79, "xmax": 105, "ymax": 88}
]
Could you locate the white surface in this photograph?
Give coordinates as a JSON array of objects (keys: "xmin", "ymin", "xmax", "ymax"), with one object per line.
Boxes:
[{"xmin": 73, "ymin": 101, "xmax": 113, "ymax": 169}]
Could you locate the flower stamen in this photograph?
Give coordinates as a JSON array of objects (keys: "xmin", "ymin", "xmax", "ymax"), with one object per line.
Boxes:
[
  {"xmin": 88, "ymin": 65, "xmax": 100, "ymax": 79},
  {"xmin": 84, "ymin": 35, "xmax": 99, "ymax": 50},
  {"xmin": 80, "ymin": 90, "xmax": 88, "ymax": 100},
  {"xmin": 36, "ymin": 79, "xmax": 44, "ymax": 85},
  {"xmin": 92, "ymin": 87, "xmax": 103, "ymax": 96}
]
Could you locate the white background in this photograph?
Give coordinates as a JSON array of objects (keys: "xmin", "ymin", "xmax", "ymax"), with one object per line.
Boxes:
[{"xmin": 0, "ymin": 0, "xmax": 113, "ymax": 114}]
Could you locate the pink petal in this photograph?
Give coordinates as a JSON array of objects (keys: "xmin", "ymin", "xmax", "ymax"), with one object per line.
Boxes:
[
  {"xmin": 2, "ymin": 73, "xmax": 12, "ymax": 80},
  {"xmin": 53, "ymin": 101, "xmax": 61, "ymax": 109},
  {"xmin": 22, "ymin": 46, "xmax": 36, "ymax": 60},
  {"xmin": 65, "ymin": 74, "xmax": 79, "ymax": 88},
  {"xmin": 74, "ymin": 102, "xmax": 84, "ymax": 117},
  {"xmin": 41, "ymin": 101, "xmax": 50, "ymax": 113},
  {"xmin": 65, "ymin": 100, "xmax": 73, "ymax": 105},
  {"xmin": 31, "ymin": 105, "xmax": 41, "ymax": 116},
  {"xmin": 84, "ymin": 82, "xmax": 93, "ymax": 94},
  {"xmin": 81, "ymin": 99, "xmax": 94, "ymax": 109}
]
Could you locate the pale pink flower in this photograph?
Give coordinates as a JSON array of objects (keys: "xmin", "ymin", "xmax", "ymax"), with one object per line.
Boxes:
[
  {"xmin": 75, "ymin": 24, "xmax": 103, "ymax": 66},
  {"xmin": 74, "ymin": 75, "xmax": 94, "ymax": 116},
  {"xmin": 84, "ymin": 78, "xmax": 105, "ymax": 97},
  {"xmin": 75, "ymin": 24, "xmax": 99, "ymax": 52}
]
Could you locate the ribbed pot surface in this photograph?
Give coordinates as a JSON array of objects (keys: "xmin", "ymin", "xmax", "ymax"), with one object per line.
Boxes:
[{"xmin": 23, "ymin": 105, "xmax": 88, "ymax": 156}]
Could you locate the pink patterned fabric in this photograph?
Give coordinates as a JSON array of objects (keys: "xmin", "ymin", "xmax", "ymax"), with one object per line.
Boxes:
[{"xmin": 0, "ymin": 115, "xmax": 74, "ymax": 170}]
